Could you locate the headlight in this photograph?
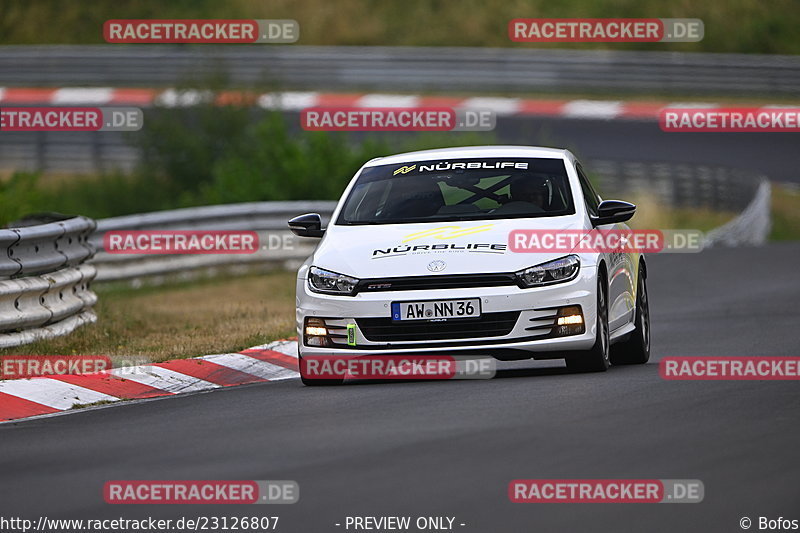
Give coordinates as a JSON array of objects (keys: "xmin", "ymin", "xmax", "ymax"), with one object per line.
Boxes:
[
  {"xmin": 515, "ymin": 255, "xmax": 580, "ymax": 288},
  {"xmin": 308, "ymin": 266, "xmax": 360, "ymax": 295}
]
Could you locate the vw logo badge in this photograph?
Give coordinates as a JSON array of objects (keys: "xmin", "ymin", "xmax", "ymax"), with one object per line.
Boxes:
[{"xmin": 427, "ymin": 260, "xmax": 446, "ymax": 272}]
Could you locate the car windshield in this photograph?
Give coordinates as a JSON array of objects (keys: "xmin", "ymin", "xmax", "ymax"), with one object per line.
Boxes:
[{"xmin": 336, "ymin": 157, "xmax": 575, "ymax": 225}]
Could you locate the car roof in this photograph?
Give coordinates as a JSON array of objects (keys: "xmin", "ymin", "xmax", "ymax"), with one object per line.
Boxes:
[{"xmin": 364, "ymin": 145, "xmax": 573, "ymax": 167}]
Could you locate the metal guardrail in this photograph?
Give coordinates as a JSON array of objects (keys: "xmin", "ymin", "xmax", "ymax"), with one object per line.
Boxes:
[
  {"xmin": 590, "ymin": 160, "xmax": 761, "ymax": 212},
  {"xmin": 593, "ymin": 160, "xmax": 771, "ymax": 246},
  {"xmin": 706, "ymin": 180, "xmax": 772, "ymax": 247},
  {"xmin": 1, "ymin": 45, "xmax": 798, "ymax": 96},
  {"xmin": 0, "ymin": 216, "xmax": 98, "ymax": 348},
  {"xmin": 89, "ymin": 202, "xmax": 336, "ymax": 282},
  {"xmin": 0, "ymin": 130, "xmax": 139, "ymax": 175},
  {"xmin": 1, "ymin": 216, "xmax": 96, "ymax": 278}
]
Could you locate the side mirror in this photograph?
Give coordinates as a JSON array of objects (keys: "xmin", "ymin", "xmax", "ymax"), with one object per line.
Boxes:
[
  {"xmin": 288, "ymin": 213, "xmax": 325, "ymax": 238},
  {"xmin": 591, "ymin": 200, "xmax": 636, "ymax": 226}
]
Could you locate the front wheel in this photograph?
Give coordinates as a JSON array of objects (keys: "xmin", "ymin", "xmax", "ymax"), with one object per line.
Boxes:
[
  {"xmin": 566, "ymin": 276, "xmax": 610, "ymax": 373},
  {"xmin": 610, "ymin": 267, "xmax": 650, "ymax": 365}
]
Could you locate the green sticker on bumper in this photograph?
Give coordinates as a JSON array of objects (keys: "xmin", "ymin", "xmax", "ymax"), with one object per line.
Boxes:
[{"xmin": 347, "ymin": 323, "xmax": 357, "ymax": 346}]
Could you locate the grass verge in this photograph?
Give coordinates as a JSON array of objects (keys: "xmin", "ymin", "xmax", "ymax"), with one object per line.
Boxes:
[
  {"xmin": 0, "ymin": 271, "xmax": 297, "ymax": 364},
  {"xmin": 621, "ymin": 193, "xmax": 737, "ymax": 232},
  {"xmin": 770, "ymin": 183, "xmax": 800, "ymax": 241}
]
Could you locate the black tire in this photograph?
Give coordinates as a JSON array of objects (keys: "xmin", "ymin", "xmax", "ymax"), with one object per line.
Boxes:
[
  {"xmin": 299, "ymin": 354, "xmax": 345, "ymax": 386},
  {"xmin": 566, "ymin": 276, "xmax": 610, "ymax": 373},
  {"xmin": 610, "ymin": 267, "xmax": 650, "ymax": 365}
]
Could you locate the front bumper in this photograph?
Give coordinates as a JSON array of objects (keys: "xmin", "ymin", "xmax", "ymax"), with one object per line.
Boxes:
[{"xmin": 296, "ymin": 263, "xmax": 599, "ymax": 357}]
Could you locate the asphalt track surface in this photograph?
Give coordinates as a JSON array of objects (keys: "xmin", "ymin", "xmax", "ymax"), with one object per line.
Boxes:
[
  {"xmin": 317, "ymin": 113, "xmax": 800, "ymax": 184},
  {"xmin": 1, "ymin": 242, "xmax": 799, "ymax": 533},
  {"xmin": 497, "ymin": 117, "xmax": 799, "ymax": 184}
]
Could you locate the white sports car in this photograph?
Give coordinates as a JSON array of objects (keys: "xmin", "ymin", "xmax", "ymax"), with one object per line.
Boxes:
[{"xmin": 289, "ymin": 146, "xmax": 649, "ymax": 385}]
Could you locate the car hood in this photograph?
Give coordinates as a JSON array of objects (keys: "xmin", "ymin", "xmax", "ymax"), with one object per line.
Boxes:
[{"xmin": 311, "ymin": 217, "xmax": 585, "ymax": 278}]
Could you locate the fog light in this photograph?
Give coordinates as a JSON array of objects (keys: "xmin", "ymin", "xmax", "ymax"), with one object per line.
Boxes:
[
  {"xmin": 304, "ymin": 317, "xmax": 331, "ymax": 347},
  {"xmin": 306, "ymin": 336, "xmax": 328, "ymax": 347},
  {"xmin": 554, "ymin": 305, "xmax": 585, "ymax": 336}
]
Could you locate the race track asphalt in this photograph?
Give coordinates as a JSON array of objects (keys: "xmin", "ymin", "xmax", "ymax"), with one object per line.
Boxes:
[
  {"xmin": 497, "ymin": 116, "xmax": 799, "ymax": 184},
  {"xmin": 2, "ymin": 242, "xmax": 799, "ymax": 533},
  {"xmin": 340, "ymin": 114, "xmax": 799, "ymax": 184}
]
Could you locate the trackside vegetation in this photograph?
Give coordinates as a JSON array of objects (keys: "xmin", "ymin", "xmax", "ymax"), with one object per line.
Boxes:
[
  {"xmin": 2, "ymin": 0, "xmax": 798, "ymax": 54},
  {"xmin": 0, "ymin": 103, "xmax": 491, "ymax": 224}
]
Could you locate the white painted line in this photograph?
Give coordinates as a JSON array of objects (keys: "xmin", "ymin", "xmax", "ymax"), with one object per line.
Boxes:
[
  {"xmin": 459, "ymin": 97, "xmax": 521, "ymax": 115},
  {"xmin": 258, "ymin": 91, "xmax": 319, "ymax": 110},
  {"xmin": 562, "ymin": 100, "xmax": 623, "ymax": 119},
  {"xmin": 111, "ymin": 366, "xmax": 219, "ymax": 394},
  {"xmin": 356, "ymin": 94, "xmax": 420, "ymax": 108},
  {"xmin": 202, "ymin": 352, "xmax": 298, "ymax": 381},
  {"xmin": 0, "ymin": 378, "xmax": 118, "ymax": 410},
  {"xmin": 52, "ymin": 87, "xmax": 113, "ymax": 105},
  {"xmin": 262, "ymin": 341, "xmax": 299, "ymax": 358}
]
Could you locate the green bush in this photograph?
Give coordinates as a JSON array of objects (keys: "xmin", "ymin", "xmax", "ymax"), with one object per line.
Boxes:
[
  {"xmin": 0, "ymin": 172, "xmax": 46, "ymax": 225},
  {"xmin": 200, "ymin": 113, "xmax": 390, "ymax": 203},
  {"xmin": 137, "ymin": 104, "xmax": 252, "ymax": 203}
]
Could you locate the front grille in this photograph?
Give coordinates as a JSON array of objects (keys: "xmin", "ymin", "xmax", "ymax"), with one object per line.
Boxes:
[
  {"xmin": 356, "ymin": 311, "xmax": 520, "ymax": 342},
  {"xmin": 356, "ymin": 273, "xmax": 519, "ymax": 294}
]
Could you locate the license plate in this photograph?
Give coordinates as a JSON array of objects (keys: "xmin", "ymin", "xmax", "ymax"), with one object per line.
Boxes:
[{"xmin": 391, "ymin": 299, "xmax": 481, "ymax": 321}]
